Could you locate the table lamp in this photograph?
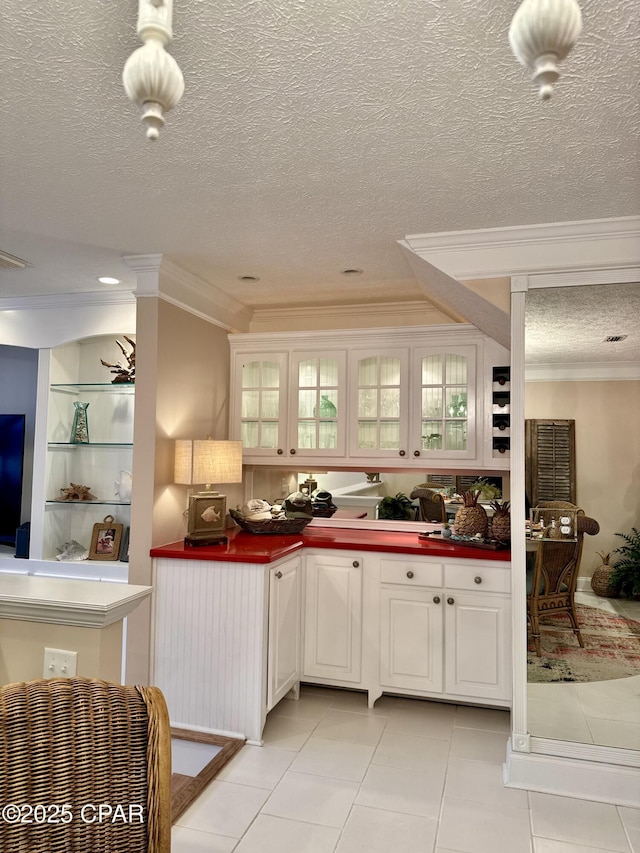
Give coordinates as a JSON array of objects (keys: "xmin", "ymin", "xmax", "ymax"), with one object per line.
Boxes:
[{"xmin": 174, "ymin": 438, "xmax": 243, "ymax": 546}]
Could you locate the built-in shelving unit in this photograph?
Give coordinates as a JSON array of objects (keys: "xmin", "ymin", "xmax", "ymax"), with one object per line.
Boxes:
[{"xmin": 28, "ymin": 337, "xmax": 135, "ymax": 576}]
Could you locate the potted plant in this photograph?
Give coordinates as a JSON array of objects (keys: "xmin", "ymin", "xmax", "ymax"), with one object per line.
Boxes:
[
  {"xmin": 610, "ymin": 528, "xmax": 640, "ymax": 599},
  {"xmin": 376, "ymin": 493, "xmax": 415, "ymax": 520}
]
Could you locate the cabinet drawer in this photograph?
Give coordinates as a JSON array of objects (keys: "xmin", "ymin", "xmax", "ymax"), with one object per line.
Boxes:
[
  {"xmin": 380, "ymin": 559, "xmax": 443, "ymax": 587},
  {"xmin": 444, "ymin": 563, "xmax": 510, "ymax": 594}
]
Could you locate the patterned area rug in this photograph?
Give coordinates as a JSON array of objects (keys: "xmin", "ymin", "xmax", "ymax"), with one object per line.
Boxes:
[{"xmin": 527, "ymin": 604, "xmax": 640, "ymax": 683}]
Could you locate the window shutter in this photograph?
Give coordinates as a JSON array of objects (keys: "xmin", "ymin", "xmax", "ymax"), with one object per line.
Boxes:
[{"xmin": 525, "ymin": 419, "xmax": 576, "ymax": 506}]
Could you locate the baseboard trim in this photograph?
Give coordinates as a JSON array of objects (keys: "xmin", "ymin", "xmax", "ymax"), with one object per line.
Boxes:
[{"xmin": 504, "ymin": 740, "xmax": 640, "ymax": 807}]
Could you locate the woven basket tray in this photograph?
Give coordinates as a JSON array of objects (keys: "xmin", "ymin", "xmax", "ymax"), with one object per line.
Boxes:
[{"xmin": 230, "ymin": 509, "xmax": 313, "ymax": 535}]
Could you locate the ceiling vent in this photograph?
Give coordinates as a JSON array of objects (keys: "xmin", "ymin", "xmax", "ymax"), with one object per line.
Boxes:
[
  {"xmin": 603, "ymin": 335, "xmax": 628, "ymax": 343},
  {"xmin": 0, "ymin": 250, "xmax": 31, "ymax": 271}
]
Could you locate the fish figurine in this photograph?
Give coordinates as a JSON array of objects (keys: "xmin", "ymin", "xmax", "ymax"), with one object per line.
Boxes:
[{"xmin": 200, "ymin": 505, "xmax": 221, "ymax": 522}]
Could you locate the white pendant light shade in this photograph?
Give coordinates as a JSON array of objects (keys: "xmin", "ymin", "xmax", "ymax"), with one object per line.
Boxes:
[
  {"xmin": 123, "ymin": 0, "xmax": 185, "ymax": 140},
  {"xmin": 509, "ymin": 0, "xmax": 582, "ymax": 100}
]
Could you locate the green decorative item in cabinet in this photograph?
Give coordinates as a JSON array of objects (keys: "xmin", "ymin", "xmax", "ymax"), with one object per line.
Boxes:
[
  {"xmin": 314, "ymin": 395, "xmax": 337, "ymax": 418},
  {"xmin": 70, "ymin": 401, "xmax": 90, "ymax": 444}
]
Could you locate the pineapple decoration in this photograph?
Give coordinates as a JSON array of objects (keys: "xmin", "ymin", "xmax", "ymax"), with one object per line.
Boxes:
[
  {"xmin": 453, "ymin": 490, "xmax": 488, "ymax": 538},
  {"xmin": 490, "ymin": 500, "xmax": 511, "ymax": 543}
]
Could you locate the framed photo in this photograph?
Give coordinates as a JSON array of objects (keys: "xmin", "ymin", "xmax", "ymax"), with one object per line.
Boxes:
[
  {"xmin": 119, "ymin": 526, "xmax": 130, "ymax": 562},
  {"xmin": 88, "ymin": 515, "xmax": 123, "ymax": 561}
]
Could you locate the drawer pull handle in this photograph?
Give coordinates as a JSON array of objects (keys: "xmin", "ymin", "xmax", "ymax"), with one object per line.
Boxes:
[
  {"xmin": 413, "ymin": 450, "xmax": 420, "ymax": 457},
  {"xmin": 353, "ymin": 561, "xmax": 360, "ymax": 568},
  {"xmin": 277, "ymin": 448, "xmax": 283, "ymax": 455},
  {"xmin": 474, "ymin": 576, "xmax": 482, "ymax": 584},
  {"xmin": 447, "ymin": 597, "xmax": 455, "ymax": 605},
  {"xmin": 406, "ymin": 571, "xmax": 414, "ymax": 579},
  {"xmin": 290, "ymin": 448, "xmax": 296, "ymax": 455},
  {"xmin": 433, "ymin": 595, "xmax": 441, "ymax": 604},
  {"xmin": 398, "ymin": 450, "xmax": 406, "ymax": 457},
  {"xmin": 275, "ymin": 571, "xmax": 283, "ymax": 579}
]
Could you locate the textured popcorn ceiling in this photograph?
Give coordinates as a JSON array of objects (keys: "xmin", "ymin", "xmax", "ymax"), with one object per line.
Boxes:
[
  {"xmin": 0, "ymin": 0, "xmax": 638, "ymax": 320},
  {"xmin": 526, "ymin": 282, "xmax": 640, "ymax": 365}
]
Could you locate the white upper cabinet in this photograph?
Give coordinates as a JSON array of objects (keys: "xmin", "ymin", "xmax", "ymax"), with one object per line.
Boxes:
[
  {"xmin": 229, "ymin": 326, "xmax": 508, "ymax": 470},
  {"xmin": 287, "ymin": 351, "xmax": 347, "ymax": 460},
  {"xmin": 235, "ymin": 352, "xmax": 289, "ymax": 459},
  {"xmin": 410, "ymin": 345, "xmax": 477, "ymax": 461},
  {"xmin": 230, "ymin": 345, "xmax": 347, "ymax": 464},
  {"xmin": 348, "ymin": 348, "xmax": 410, "ymax": 459}
]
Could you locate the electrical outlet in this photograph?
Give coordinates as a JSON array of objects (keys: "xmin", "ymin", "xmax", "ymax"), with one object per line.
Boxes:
[{"xmin": 43, "ymin": 647, "xmax": 78, "ymax": 678}]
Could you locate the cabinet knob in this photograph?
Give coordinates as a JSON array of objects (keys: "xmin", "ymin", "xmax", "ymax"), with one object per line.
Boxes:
[
  {"xmin": 277, "ymin": 448, "xmax": 283, "ymax": 455},
  {"xmin": 275, "ymin": 571, "xmax": 282, "ymax": 579},
  {"xmin": 406, "ymin": 570, "xmax": 414, "ymax": 579},
  {"xmin": 447, "ymin": 597, "xmax": 455, "ymax": 605},
  {"xmin": 398, "ymin": 450, "xmax": 406, "ymax": 457},
  {"xmin": 433, "ymin": 595, "xmax": 441, "ymax": 604},
  {"xmin": 413, "ymin": 450, "xmax": 420, "ymax": 457},
  {"xmin": 352, "ymin": 560, "xmax": 360, "ymax": 568},
  {"xmin": 474, "ymin": 576, "xmax": 482, "ymax": 584},
  {"xmin": 289, "ymin": 448, "xmax": 296, "ymax": 455}
]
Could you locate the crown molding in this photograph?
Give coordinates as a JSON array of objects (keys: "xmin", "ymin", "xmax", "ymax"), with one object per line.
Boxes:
[
  {"xmin": 228, "ymin": 322, "xmax": 482, "ymax": 351},
  {"xmin": 404, "ymin": 216, "xmax": 640, "ymax": 281},
  {"xmin": 156, "ymin": 259, "xmax": 253, "ymax": 331},
  {"xmin": 0, "ymin": 290, "xmax": 136, "ymax": 312},
  {"xmin": 248, "ymin": 300, "xmax": 455, "ymax": 330},
  {"xmin": 525, "ymin": 361, "xmax": 640, "ymax": 382}
]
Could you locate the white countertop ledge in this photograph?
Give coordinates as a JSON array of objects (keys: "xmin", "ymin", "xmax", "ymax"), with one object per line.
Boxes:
[{"xmin": 0, "ymin": 575, "xmax": 152, "ymax": 628}]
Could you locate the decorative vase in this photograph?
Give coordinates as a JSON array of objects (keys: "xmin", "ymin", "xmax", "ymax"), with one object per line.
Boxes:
[
  {"xmin": 115, "ymin": 469, "xmax": 133, "ymax": 503},
  {"xmin": 314, "ymin": 395, "xmax": 337, "ymax": 418},
  {"xmin": 70, "ymin": 401, "xmax": 90, "ymax": 444}
]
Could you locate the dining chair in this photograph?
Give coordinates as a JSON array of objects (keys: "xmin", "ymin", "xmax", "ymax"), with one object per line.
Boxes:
[
  {"xmin": 0, "ymin": 677, "xmax": 171, "ymax": 852},
  {"xmin": 410, "ymin": 485, "xmax": 447, "ymax": 523},
  {"xmin": 527, "ymin": 511, "xmax": 600, "ymax": 656}
]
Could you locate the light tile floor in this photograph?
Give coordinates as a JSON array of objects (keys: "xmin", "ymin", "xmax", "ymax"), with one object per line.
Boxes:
[
  {"xmin": 172, "ymin": 684, "xmax": 640, "ymax": 853},
  {"xmin": 528, "ymin": 590, "xmax": 640, "ymax": 748}
]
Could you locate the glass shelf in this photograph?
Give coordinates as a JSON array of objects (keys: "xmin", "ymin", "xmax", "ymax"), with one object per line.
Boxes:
[
  {"xmin": 46, "ymin": 500, "xmax": 131, "ymax": 507},
  {"xmin": 50, "ymin": 383, "xmax": 135, "ymax": 393},
  {"xmin": 48, "ymin": 442, "xmax": 134, "ymax": 448}
]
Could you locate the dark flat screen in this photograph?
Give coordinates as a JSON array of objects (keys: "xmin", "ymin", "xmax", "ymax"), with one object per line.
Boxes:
[{"xmin": 0, "ymin": 414, "xmax": 26, "ymax": 545}]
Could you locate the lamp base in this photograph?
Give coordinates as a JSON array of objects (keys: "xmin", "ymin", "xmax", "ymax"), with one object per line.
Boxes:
[{"xmin": 184, "ymin": 534, "xmax": 228, "ymax": 548}]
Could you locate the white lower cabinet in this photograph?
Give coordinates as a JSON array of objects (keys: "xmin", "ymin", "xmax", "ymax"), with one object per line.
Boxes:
[
  {"xmin": 379, "ymin": 586, "xmax": 444, "ymax": 693},
  {"xmin": 302, "ymin": 551, "xmax": 363, "ymax": 685},
  {"xmin": 376, "ymin": 555, "xmax": 511, "ymax": 706},
  {"xmin": 267, "ymin": 557, "xmax": 301, "ymax": 711}
]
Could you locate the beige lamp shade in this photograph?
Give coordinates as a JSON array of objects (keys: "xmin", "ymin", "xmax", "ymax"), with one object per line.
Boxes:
[{"xmin": 174, "ymin": 439, "xmax": 243, "ymax": 488}]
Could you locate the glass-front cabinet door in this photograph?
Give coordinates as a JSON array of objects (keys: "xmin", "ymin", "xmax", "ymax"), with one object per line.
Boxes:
[
  {"xmin": 288, "ymin": 351, "xmax": 346, "ymax": 458},
  {"xmin": 348, "ymin": 349, "xmax": 410, "ymax": 459},
  {"xmin": 237, "ymin": 353, "xmax": 288, "ymax": 458},
  {"xmin": 411, "ymin": 346, "xmax": 476, "ymax": 460}
]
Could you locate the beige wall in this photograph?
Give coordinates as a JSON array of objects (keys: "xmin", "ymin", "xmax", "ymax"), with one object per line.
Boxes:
[
  {"xmin": 127, "ymin": 298, "xmax": 242, "ymax": 683},
  {"xmin": 525, "ymin": 380, "xmax": 640, "ymax": 577},
  {"xmin": 0, "ymin": 620, "xmax": 122, "ymax": 686}
]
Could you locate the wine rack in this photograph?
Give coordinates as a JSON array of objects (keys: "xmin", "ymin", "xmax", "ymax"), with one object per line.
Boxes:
[{"xmin": 492, "ymin": 366, "xmax": 510, "ymax": 458}]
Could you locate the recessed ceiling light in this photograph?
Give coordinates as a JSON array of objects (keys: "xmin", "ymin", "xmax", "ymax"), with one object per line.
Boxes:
[
  {"xmin": 237, "ymin": 275, "xmax": 260, "ymax": 282},
  {"xmin": 97, "ymin": 276, "xmax": 121, "ymax": 285},
  {"xmin": 340, "ymin": 268, "xmax": 363, "ymax": 276}
]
